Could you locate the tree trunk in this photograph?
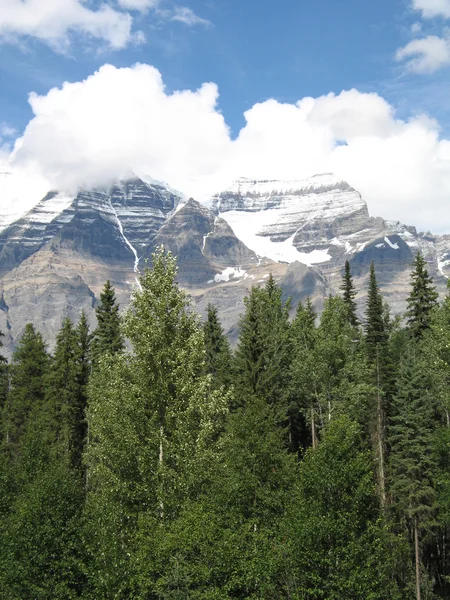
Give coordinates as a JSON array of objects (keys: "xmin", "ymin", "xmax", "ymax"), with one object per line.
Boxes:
[
  {"xmin": 159, "ymin": 424, "xmax": 164, "ymax": 520},
  {"xmin": 414, "ymin": 518, "xmax": 421, "ymax": 600},
  {"xmin": 311, "ymin": 405, "xmax": 317, "ymax": 449},
  {"xmin": 376, "ymin": 347, "xmax": 386, "ymax": 508}
]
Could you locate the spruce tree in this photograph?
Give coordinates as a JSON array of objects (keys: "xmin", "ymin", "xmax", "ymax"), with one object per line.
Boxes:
[
  {"xmin": 91, "ymin": 280, "xmax": 124, "ymax": 362},
  {"xmin": 45, "ymin": 318, "xmax": 83, "ymax": 469},
  {"xmin": 341, "ymin": 259, "xmax": 359, "ymax": 327},
  {"xmin": 406, "ymin": 253, "xmax": 439, "ymax": 340},
  {"xmin": 364, "ymin": 262, "xmax": 387, "ymax": 361},
  {"xmin": 2, "ymin": 324, "xmax": 49, "ymax": 456},
  {"xmin": 364, "ymin": 262, "xmax": 390, "ymax": 507},
  {"xmin": 388, "ymin": 351, "xmax": 437, "ymax": 600},
  {"xmin": 74, "ymin": 311, "xmax": 91, "ymax": 472},
  {"xmin": 203, "ymin": 303, "xmax": 232, "ymax": 389},
  {"xmin": 234, "ymin": 274, "xmax": 292, "ymax": 421}
]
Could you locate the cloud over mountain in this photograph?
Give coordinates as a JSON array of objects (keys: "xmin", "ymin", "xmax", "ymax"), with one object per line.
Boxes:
[{"xmin": 3, "ymin": 63, "xmax": 450, "ymax": 232}]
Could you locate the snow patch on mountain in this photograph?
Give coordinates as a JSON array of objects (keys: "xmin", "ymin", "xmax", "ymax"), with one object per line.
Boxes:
[{"xmin": 220, "ymin": 209, "xmax": 332, "ymax": 265}]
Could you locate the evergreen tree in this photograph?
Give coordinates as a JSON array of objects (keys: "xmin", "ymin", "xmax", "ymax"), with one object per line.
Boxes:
[
  {"xmin": 84, "ymin": 248, "xmax": 228, "ymax": 597},
  {"xmin": 364, "ymin": 262, "xmax": 391, "ymax": 507},
  {"xmin": 45, "ymin": 318, "xmax": 85, "ymax": 469},
  {"xmin": 285, "ymin": 416, "xmax": 401, "ymax": 599},
  {"xmin": 341, "ymin": 259, "xmax": 359, "ymax": 327},
  {"xmin": 74, "ymin": 311, "xmax": 91, "ymax": 471},
  {"xmin": 2, "ymin": 324, "xmax": 49, "ymax": 456},
  {"xmin": 406, "ymin": 253, "xmax": 439, "ymax": 341},
  {"xmin": 234, "ymin": 274, "xmax": 292, "ymax": 421},
  {"xmin": 388, "ymin": 351, "xmax": 437, "ymax": 600},
  {"xmin": 290, "ymin": 299, "xmax": 319, "ymax": 449},
  {"xmin": 364, "ymin": 262, "xmax": 388, "ymax": 361},
  {"xmin": 203, "ymin": 303, "xmax": 232, "ymax": 389},
  {"xmin": 91, "ymin": 280, "xmax": 124, "ymax": 362}
]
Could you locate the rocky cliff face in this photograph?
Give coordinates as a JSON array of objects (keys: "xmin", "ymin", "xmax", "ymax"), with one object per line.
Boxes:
[{"xmin": 0, "ymin": 172, "xmax": 448, "ymax": 356}]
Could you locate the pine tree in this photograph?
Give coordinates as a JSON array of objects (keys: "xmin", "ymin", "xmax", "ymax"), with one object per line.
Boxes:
[
  {"xmin": 74, "ymin": 311, "xmax": 91, "ymax": 472},
  {"xmin": 84, "ymin": 248, "xmax": 228, "ymax": 597},
  {"xmin": 203, "ymin": 303, "xmax": 232, "ymax": 389},
  {"xmin": 406, "ymin": 253, "xmax": 439, "ymax": 340},
  {"xmin": 364, "ymin": 262, "xmax": 390, "ymax": 508},
  {"xmin": 341, "ymin": 259, "xmax": 359, "ymax": 327},
  {"xmin": 91, "ymin": 280, "xmax": 124, "ymax": 362},
  {"xmin": 2, "ymin": 324, "xmax": 49, "ymax": 456},
  {"xmin": 388, "ymin": 351, "xmax": 437, "ymax": 600},
  {"xmin": 234, "ymin": 274, "xmax": 292, "ymax": 421},
  {"xmin": 45, "ymin": 318, "xmax": 85, "ymax": 469},
  {"xmin": 365, "ymin": 262, "xmax": 388, "ymax": 361}
]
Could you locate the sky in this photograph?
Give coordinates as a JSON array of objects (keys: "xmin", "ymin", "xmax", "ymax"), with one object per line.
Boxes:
[{"xmin": 1, "ymin": 0, "xmax": 450, "ymax": 231}]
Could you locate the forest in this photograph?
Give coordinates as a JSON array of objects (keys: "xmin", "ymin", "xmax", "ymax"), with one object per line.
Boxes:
[{"xmin": 0, "ymin": 247, "xmax": 449, "ymax": 600}]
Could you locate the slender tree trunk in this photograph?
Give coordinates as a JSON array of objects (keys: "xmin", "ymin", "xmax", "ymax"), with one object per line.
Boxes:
[
  {"xmin": 159, "ymin": 424, "xmax": 164, "ymax": 520},
  {"xmin": 311, "ymin": 404, "xmax": 317, "ymax": 449},
  {"xmin": 376, "ymin": 347, "xmax": 386, "ymax": 508},
  {"xmin": 414, "ymin": 517, "xmax": 421, "ymax": 600}
]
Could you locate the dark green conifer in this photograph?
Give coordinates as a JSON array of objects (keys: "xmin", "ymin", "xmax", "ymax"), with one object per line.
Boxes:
[
  {"xmin": 364, "ymin": 262, "xmax": 390, "ymax": 507},
  {"xmin": 364, "ymin": 262, "xmax": 387, "ymax": 361},
  {"xmin": 388, "ymin": 351, "xmax": 437, "ymax": 600},
  {"xmin": 234, "ymin": 275, "xmax": 292, "ymax": 419},
  {"xmin": 341, "ymin": 259, "xmax": 359, "ymax": 327},
  {"xmin": 203, "ymin": 303, "xmax": 232, "ymax": 389},
  {"xmin": 45, "ymin": 319, "xmax": 83, "ymax": 468},
  {"xmin": 406, "ymin": 253, "xmax": 439, "ymax": 340},
  {"xmin": 91, "ymin": 280, "xmax": 124, "ymax": 362},
  {"xmin": 2, "ymin": 324, "xmax": 49, "ymax": 456}
]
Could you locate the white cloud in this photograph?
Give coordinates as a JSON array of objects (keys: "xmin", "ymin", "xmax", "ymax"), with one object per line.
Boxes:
[
  {"xmin": 412, "ymin": 0, "xmax": 450, "ymax": 19},
  {"xmin": 170, "ymin": 6, "xmax": 211, "ymax": 26},
  {"xmin": 0, "ymin": 0, "xmax": 208, "ymax": 51},
  {"xmin": 0, "ymin": 0, "xmax": 134, "ymax": 50},
  {"xmin": 117, "ymin": 0, "xmax": 160, "ymax": 10},
  {"xmin": 396, "ymin": 34, "xmax": 450, "ymax": 72},
  {"xmin": 4, "ymin": 64, "xmax": 450, "ymax": 233}
]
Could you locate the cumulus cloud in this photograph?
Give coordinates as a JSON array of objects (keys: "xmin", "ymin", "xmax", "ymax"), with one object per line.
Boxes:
[
  {"xmin": 412, "ymin": 0, "xmax": 450, "ymax": 19},
  {"xmin": 4, "ymin": 63, "xmax": 450, "ymax": 233},
  {"xmin": 0, "ymin": 0, "xmax": 208, "ymax": 51},
  {"xmin": 396, "ymin": 34, "xmax": 450, "ymax": 72}
]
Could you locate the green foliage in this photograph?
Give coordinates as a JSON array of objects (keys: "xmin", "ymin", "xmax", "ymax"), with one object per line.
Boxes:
[
  {"xmin": 91, "ymin": 279, "xmax": 124, "ymax": 362},
  {"xmin": 203, "ymin": 303, "xmax": 232, "ymax": 389},
  {"xmin": 285, "ymin": 416, "xmax": 401, "ymax": 599},
  {"xmin": 365, "ymin": 262, "xmax": 388, "ymax": 361},
  {"xmin": 2, "ymin": 323, "xmax": 49, "ymax": 457},
  {"xmin": 341, "ymin": 259, "xmax": 359, "ymax": 327},
  {"xmin": 0, "ymin": 253, "xmax": 448, "ymax": 598},
  {"xmin": 234, "ymin": 274, "xmax": 292, "ymax": 420},
  {"xmin": 406, "ymin": 253, "xmax": 439, "ymax": 340},
  {"xmin": 388, "ymin": 351, "xmax": 437, "ymax": 530},
  {"xmin": 84, "ymin": 247, "xmax": 228, "ymax": 597}
]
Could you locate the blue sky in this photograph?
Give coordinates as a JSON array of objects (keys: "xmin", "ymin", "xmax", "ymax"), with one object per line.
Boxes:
[
  {"xmin": 1, "ymin": 0, "xmax": 449, "ymax": 136},
  {"xmin": 2, "ymin": 0, "xmax": 450, "ymax": 232}
]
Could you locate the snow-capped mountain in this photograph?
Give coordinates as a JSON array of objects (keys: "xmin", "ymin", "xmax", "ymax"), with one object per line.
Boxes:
[
  {"xmin": 0, "ymin": 171, "xmax": 449, "ymax": 355},
  {"xmin": 212, "ymin": 174, "xmax": 371, "ymax": 265}
]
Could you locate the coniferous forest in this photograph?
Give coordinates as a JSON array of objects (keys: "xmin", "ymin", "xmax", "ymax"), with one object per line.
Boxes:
[{"xmin": 1, "ymin": 248, "xmax": 450, "ymax": 599}]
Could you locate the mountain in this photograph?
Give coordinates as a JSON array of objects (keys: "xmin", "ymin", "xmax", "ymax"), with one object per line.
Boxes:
[{"xmin": 0, "ymin": 172, "xmax": 447, "ymax": 355}]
